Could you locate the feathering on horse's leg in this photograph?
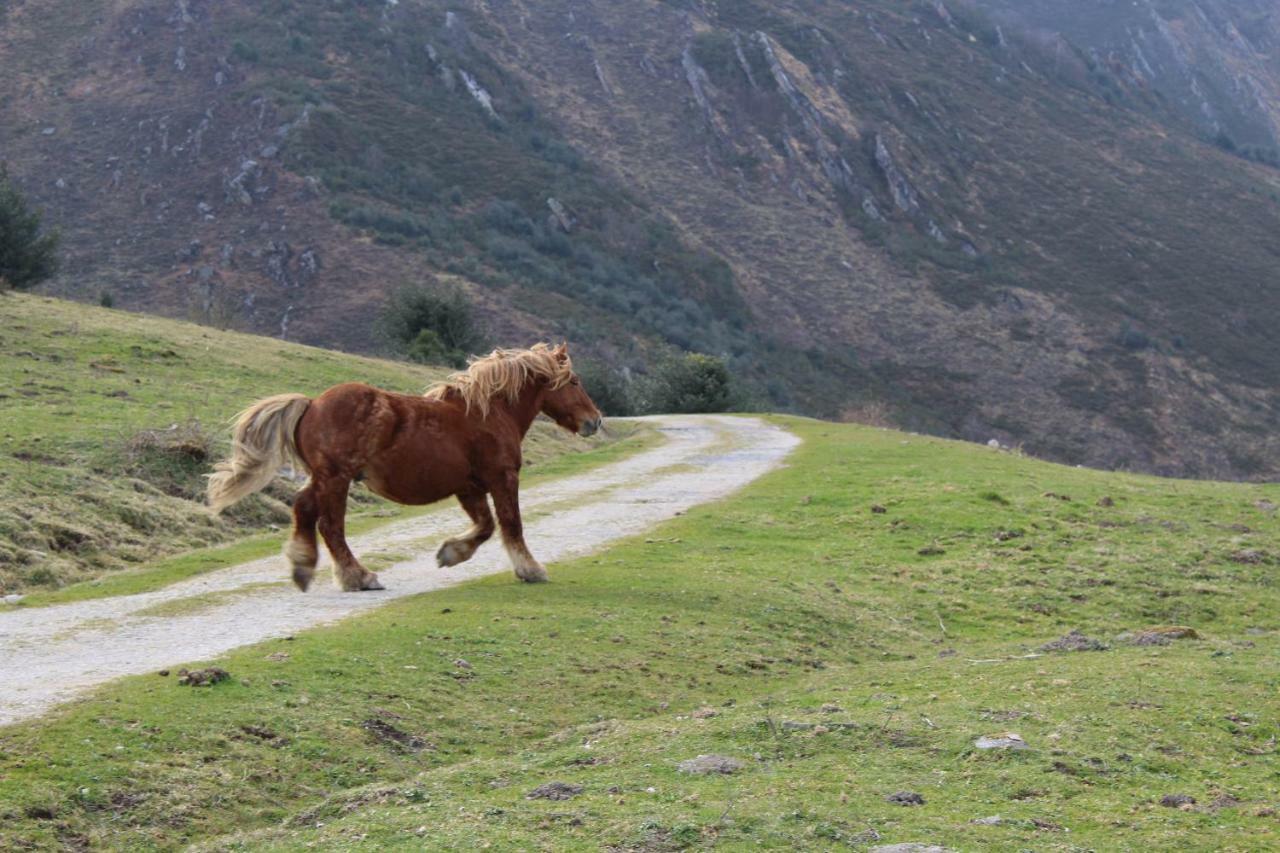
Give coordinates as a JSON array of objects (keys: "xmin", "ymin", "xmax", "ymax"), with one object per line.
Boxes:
[
  {"xmin": 315, "ymin": 478, "xmax": 384, "ymax": 592},
  {"xmin": 286, "ymin": 483, "xmax": 320, "ymax": 591},
  {"xmin": 491, "ymin": 473, "xmax": 547, "ymax": 582},
  {"xmin": 437, "ymin": 491, "xmax": 495, "ymax": 567}
]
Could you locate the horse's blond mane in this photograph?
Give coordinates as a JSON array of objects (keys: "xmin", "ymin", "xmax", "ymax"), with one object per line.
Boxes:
[{"xmin": 424, "ymin": 343, "xmax": 574, "ymax": 417}]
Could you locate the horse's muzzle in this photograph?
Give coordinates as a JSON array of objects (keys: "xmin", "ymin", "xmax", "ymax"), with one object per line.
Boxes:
[{"xmin": 578, "ymin": 417, "xmax": 602, "ymax": 438}]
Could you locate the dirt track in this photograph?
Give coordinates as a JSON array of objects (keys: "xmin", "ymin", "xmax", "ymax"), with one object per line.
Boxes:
[{"xmin": 0, "ymin": 415, "xmax": 798, "ymax": 727}]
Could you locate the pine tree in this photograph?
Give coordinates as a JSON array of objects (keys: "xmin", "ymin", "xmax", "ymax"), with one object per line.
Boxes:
[{"xmin": 0, "ymin": 165, "xmax": 59, "ymax": 290}]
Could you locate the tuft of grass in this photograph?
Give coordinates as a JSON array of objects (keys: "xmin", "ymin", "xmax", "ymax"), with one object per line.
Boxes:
[{"xmin": 0, "ymin": 417, "xmax": 1275, "ymax": 850}]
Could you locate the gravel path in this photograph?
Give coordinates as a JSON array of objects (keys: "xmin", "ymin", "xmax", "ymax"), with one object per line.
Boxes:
[{"xmin": 0, "ymin": 415, "xmax": 798, "ymax": 726}]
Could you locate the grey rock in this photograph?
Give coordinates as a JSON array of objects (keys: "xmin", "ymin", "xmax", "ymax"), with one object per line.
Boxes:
[
  {"xmin": 681, "ymin": 47, "xmax": 715, "ymax": 128},
  {"xmin": 972, "ymin": 815, "xmax": 1003, "ymax": 825},
  {"xmin": 526, "ymin": 781, "xmax": 583, "ymax": 801},
  {"xmin": 459, "ymin": 69, "xmax": 497, "ymax": 120},
  {"xmin": 886, "ymin": 790, "xmax": 925, "ymax": 806},
  {"xmin": 1041, "ymin": 629, "xmax": 1109, "ymax": 652},
  {"xmin": 871, "ymin": 845, "xmax": 953, "ymax": 853},
  {"xmin": 3, "ymin": 594, "xmax": 24, "ymax": 605},
  {"xmin": 546, "ymin": 197, "xmax": 576, "ymax": 233},
  {"xmin": 677, "ymin": 754, "xmax": 743, "ymax": 775},
  {"xmin": 974, "ymin": 733, "xmax": 1030, "ymax": 750}
]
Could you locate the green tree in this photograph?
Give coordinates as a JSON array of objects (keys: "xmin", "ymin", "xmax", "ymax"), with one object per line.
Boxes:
[
  {"xmin": 380, "ymin": 284, "xmax": 487, "ymax": 368},
  {"xmin": 640, "ymin": 352, "xmax": 735, "ymax": 414},
  {"xmin": 0, "ymin": 165, "xmax": 59, "ymax": 290}
]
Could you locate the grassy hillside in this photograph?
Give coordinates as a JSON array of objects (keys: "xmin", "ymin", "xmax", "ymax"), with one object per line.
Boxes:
[
  {"xmin": 0, "ymin": 418, "xmax": 1275, "ymax": 850},
  {"xmin": 0, "ymin": 294, "xmax": 619, "ymax": 596}
]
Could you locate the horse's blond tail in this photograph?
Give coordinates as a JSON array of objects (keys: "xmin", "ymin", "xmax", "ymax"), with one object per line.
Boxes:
[{"xmin": 207, "ymin": 394, "xmax": 311, "ymax": 513}]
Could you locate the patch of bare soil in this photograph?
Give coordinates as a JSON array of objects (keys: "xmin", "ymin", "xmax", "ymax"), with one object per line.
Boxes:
[{"xmin": 360, "ymin": 718, "xmax": 432, "ymax": 753}]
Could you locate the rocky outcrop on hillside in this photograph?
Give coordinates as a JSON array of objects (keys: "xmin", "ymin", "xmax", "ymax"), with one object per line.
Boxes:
[{"xmin": 973, "ymin": 0, "xmax": 1280, "ymax": 153}]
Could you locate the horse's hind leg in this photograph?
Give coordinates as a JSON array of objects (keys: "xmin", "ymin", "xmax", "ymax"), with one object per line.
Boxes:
[
  {"xmin": 437, "ymin": 491, "xmax": 495, "ymax": 567},
  {"xmin": 315, "ymin": 477, "xmax": 384, "ymax": 591},
  {"xmin": 286, "ymin": 483, "xmax": 320, "ymax": 591},
  {"xmin": 490, "ymin": 471, "xmax": 547, "ymax": 583}
]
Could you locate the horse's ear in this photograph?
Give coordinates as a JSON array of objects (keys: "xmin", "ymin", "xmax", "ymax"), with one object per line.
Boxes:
[{"xmin": 553, "ymin": 342, "xmax": 569, "ymax": 362}]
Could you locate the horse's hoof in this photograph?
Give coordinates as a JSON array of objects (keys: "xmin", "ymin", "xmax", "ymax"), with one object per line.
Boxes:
[
  {"xmin": 436, "ymin": 541, "xmax": 469, "ymax": 568},
  {"xmin": 361, "ymin": 574, "xmax": 386, "ymax": 591},
  {"xmin": 515, "ymin": 566, "xmax": 548, "ymax": 583},
  {"xmin": 291, "ymin": 566, "xmax": 314, "ymax": 592}
]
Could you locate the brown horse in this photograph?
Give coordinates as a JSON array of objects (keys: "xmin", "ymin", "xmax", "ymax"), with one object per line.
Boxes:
[{"xmin": 207, "ymin": 343, "xmax": 602, "ymax": 591}]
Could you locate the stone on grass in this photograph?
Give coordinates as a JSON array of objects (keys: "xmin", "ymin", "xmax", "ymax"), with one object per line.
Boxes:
[
  {"xmin": 886, "ymin": 790, "xmax": 925, "ymax": 806},
  {"xmin": 177, "ymin": 667, "xmax": 230, "ymax": 687},
  {"xmin": 1130, "ymin": 626, "xmax": 1199, "ymax": 646},
  {"xmin": 677, "ymin": 754, "xmax": 742, "ymax": 775},
  {"xmin": 974, "ymin": 732, "xmax": 1030, "ymax": 751},
  {"xmin": 1040, "ymin": 629, "xmax": 1108, "ymax": 652},
  {"xmin": 526, "ymin": 781, "xmax": 583, "ymax": 801},
  {"xmin": 971, "ymin": 815, "xmax": 1003, "ymax": 825},
  {"xmin": 1160, "ymin": 793, "xmax": 1196, "ymax": 808},
  {"xmin": 871, "ymin": 845, "xmax": 953, "ymax": 853}
]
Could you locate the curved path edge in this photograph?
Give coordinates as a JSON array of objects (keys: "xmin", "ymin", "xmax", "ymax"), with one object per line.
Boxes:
[{"xmin": 0, "ymin": 415, "xmax": 799, "ymax": 727}]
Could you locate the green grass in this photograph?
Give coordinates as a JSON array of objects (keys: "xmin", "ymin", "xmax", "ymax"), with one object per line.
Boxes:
[
  {"xmin": 0, "ymin": 418, "xmax": 1276, "ymax": 850},
  {"xmin": 0, "ymin": 294, "xmax": 646, "ymax": 597}
]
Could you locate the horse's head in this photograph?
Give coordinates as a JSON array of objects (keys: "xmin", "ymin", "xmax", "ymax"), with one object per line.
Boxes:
[{"xmin": 541, "ymin": 344, "xmax": 603, "ymax": 437}]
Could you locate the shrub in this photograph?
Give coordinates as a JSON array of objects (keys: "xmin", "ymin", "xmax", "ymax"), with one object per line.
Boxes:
[
  {"xmin": 380, "ymin": 284, "xmax": 487, "ymax": 368},
  {"xmin": 639, "ymin": 353, "xmax": 735, "ymax": 414},
  {"xmin": 574, "ymin": 361, "xmax": 635, "ymax": 417},
  {"xmin": 0, "ymin": 165, "xmax": 59, "ymax": 290}
]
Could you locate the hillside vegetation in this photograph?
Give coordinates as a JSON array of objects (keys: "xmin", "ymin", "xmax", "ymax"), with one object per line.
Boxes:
[
  {"xmin": 0, "ymin": 418, "xmax": 1276, "ymax": 850},
  {"xmin": 0, "ymin": 294, "xmax": 616, "ymax": 595},
  {"xmin": 3, "ymin": 0, "xmax": 1279, "ymax": 479}
]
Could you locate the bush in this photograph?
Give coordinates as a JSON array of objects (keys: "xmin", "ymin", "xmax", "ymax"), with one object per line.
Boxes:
[
  {"xmin": 574, "ymin": 361, "xmax": 635, "ymax": 417},
  {"xmin": 0, "ymin": 165, "xmax": 59, "ymax": 290},
  {"xmin": 640, "ymin": 352, "xmax": 735, "ymax": 414},
  {"xmin": 380, "ymin": 284, "xmax": 487, "ymax": 368}
]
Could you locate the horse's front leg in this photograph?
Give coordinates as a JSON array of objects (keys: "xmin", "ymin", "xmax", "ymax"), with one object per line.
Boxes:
[
  {"xmin": 436, "ymin": 490, "xmax": 495, "ymax": 567},
  {"xmin": 315, "ymin": 476, "xmax": 384, "ymax": 591},
  {"xmin": 489, "ymin": 470, "xmax": 547, "ymax": 583}
]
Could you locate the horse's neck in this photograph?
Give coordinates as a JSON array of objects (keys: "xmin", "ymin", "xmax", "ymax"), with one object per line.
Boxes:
[{"xmin": 496, "ymin": 383, "xmax": 546, "ymax": 437}]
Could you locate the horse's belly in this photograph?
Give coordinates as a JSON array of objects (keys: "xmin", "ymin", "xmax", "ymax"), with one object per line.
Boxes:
[{"xmin": 362, "ymin": 460, "xmax": 467, "ymax": 506}]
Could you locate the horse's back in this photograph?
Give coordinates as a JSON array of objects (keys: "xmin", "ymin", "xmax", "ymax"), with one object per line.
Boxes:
[{"xmin": 299, "ymin": 383, "xmax": 474, "ymax": 503}]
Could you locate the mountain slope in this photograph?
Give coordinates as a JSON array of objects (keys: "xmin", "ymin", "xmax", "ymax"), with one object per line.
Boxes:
[
  {"xmin": 2, "ymin": 0, "xmax": 1278, "ymax": 479},
  {"xmin": 972, "ymin": 0, "xmax": 1280, "ymax": 154}
]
